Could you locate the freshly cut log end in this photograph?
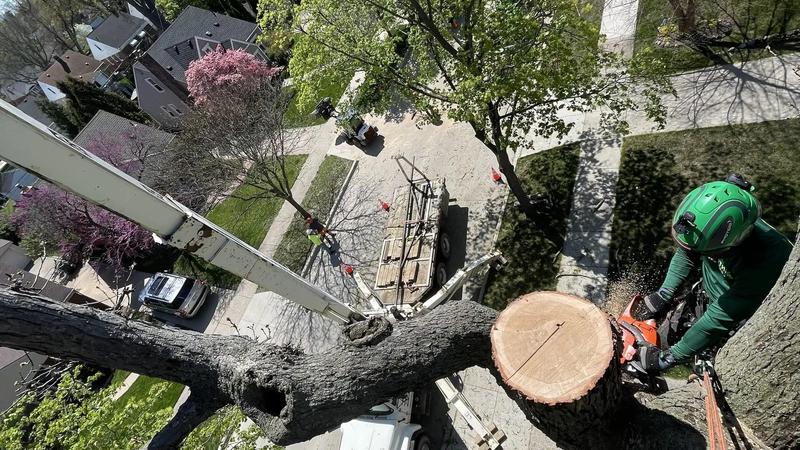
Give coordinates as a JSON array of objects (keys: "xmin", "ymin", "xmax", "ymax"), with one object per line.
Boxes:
[
  {"xmin": 491, "ymin": 291, "xmax": 624, "ymax": 449},
  {"xmin": 491, "ymin": 291, "xmax": 616, "ymax": 404}
]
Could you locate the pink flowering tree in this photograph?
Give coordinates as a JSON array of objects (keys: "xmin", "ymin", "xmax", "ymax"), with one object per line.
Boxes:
[
  {"xmin": 186, "ymin": 48, "xmax": 281, "ymax": 105},
  {"xmin": 179, "ymin": 46, "xmax": 320, "ymax": 224},
  {"xmin": 12, "ymin": 138, "xmax": 154, "ymax": 270}
]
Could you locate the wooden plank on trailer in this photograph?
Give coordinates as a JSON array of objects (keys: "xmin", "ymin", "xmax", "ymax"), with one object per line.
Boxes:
[
  {"xmin": 403, "ymin": 262, "xmax": 419, "ymax": 284},
  {"xmin": 377, "ymin": 265, "xmax": 398, "ymax": 288},
  {"xmin": 419, "ymin": 236, "xmax": 434, "ymax": 259},
  {"xmin": 408, "ymin": 238, "xmax": 422, "ymax": 259}
]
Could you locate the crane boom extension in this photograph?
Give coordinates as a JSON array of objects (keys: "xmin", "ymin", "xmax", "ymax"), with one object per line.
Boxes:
[{"xmin": 0, "ymin": 100, "xmax": 364, "ymax": 325}]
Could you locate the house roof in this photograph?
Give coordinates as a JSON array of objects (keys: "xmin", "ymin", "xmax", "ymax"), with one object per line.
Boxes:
[
  {"xmin": 73, "ymin": 110, "xmax": 175, "ymax": 184},
  {"xmin": 143, "ymin": 6, "xmax": 259, "ymax": 84},
  {"xmin": 87, "ymin": 12, "xmax": 148, "ymax": 49},
  {"xmin": 0, "ymin": 347, "xmax": 25, "ymax": 369},
  {"xmin": 37, "ymin": 51, "xmax": 102, "ymax": 86}
]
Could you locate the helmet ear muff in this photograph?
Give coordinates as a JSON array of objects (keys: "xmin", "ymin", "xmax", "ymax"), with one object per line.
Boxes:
[{"xmin": 726, "ymin": 173, "xmax": 753, "ymax": 191}]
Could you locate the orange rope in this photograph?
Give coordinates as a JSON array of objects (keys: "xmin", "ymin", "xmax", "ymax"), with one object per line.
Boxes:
[{"xmin": 704, "ymin": 371, "xmax": 727, "ymax": 450}]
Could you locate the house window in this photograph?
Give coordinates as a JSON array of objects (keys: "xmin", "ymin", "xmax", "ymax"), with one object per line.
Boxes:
[
  {"xmin": 160, "ymin": 106, "xmax": 176, "ymax": 118},
  {"xmin": 167, "ymin": 104, "xmax": 183, "ymax": 116},
  {"xmin": 146, "ymin": 77, "xmax": 164, "ymax": 92},
  {"xmin": 201, "ymin": 43, "xmax": 214, "ymax": 55}
]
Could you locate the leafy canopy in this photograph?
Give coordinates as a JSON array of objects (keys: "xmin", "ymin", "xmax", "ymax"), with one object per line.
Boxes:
[{"xmin": 262, "ymin": 0, "xmax": 667, "ymax": 152}]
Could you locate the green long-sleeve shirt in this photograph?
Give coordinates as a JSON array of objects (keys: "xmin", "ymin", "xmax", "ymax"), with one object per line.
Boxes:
[{"xmin": 660, "ymin": 219, "xmax": 792, "ymax": 361}]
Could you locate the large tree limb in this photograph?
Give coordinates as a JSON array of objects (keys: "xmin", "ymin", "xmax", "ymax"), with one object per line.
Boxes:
[{"xmin": 0, "ymin": 290, "xmax": 497, "ymax": 446}]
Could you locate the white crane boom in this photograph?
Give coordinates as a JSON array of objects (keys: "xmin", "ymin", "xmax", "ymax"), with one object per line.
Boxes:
[{"xmin": 0, "ymin": 100, "xmax": 364, "ymax": 325}]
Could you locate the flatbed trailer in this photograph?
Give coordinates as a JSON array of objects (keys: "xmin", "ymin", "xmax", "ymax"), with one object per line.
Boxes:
[{"xmin": 374, "ymin": 176, "xmax": 449, "ymax": 309}]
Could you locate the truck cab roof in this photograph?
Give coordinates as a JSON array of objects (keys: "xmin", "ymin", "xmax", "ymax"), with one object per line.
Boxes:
[{"xmin": 141, "ymin": 273, "xmax": 190, "ymax": 306}]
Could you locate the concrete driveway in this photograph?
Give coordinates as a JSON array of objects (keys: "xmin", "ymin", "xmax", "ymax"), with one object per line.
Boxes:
[{"xmin": 307, "ymin": 112, "xmax": 506, "ymax": 305}]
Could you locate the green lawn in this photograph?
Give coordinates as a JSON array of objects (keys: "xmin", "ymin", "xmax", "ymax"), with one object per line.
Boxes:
[
  {"xmin": 610, "ymin": 118, "xmax": 800, "ymax": 290},
  {"xmin": 108, "ymin": 370, "xmax": 131, "ymax": 389},
  {"xmin": 633, "ymin": 0, "xmax": 800, "ymax": 74},
  {"xmin": 483, "ymin": 144, "xmax": 582, "ymax": 311},
  {"xmin": 632, "ymin": 0, "xmax": 710, "ymax": 74},
  {"xmin": 173, "ymin": 155, "xmax": 307, "ymax": 289},
  {"xmin": 115, "ymin": 375, "xmax": 185, "ymax": 414},
  {"xmin": 273, "ymin": 156, "xmax": 353, "ymax": 273},
  {"xmin": 183, "ymin": 406, "xmax": 274, "ymax": 450}
]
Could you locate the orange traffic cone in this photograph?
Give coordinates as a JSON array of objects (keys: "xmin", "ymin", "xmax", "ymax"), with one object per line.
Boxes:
[
  {"xmin": 491, "ymin": 168, "xmax": 503, "ymax": 183},
  {"xmin": 379, "ymin": 199, "xmax": 390, "ymax": 212},
  {"xmin": 343, "ymin": 264, "xmax": 354, "ymax": 275}
]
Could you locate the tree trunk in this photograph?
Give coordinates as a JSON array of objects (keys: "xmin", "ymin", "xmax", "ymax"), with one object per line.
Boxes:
[
  {"xmin": 467, "ymin": 120, "xmax": 539, "ymax": 221},
  {"xmin": 668, "ymin": 0, "xmax": 697, "ymax": 33},
  {"xmin": 491, "ymin": 292, "xmax": 623, "ymax": 449},
  {"xmin": 468, "ymin": 116, "xmax": 564, "ymax": 245},
  {"xmin": 494, "ymin": 146, "xmax": 532, "ymax": 212},
  {"xmin": 0, "ymin": 291, "xmax": 497, "ymax": 447},
  {"xmin": 284, "ymin": 194, "xmax": 312, "ymax": 220},
  {"xmin": 715, "ymin": 231, "xmax": 800, "ymax": 449}
]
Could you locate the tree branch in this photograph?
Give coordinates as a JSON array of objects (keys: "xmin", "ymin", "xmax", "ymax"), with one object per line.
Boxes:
[
  {"xmin": 0, "ymin": 289, "xmax": 498, "ymax": 445},
  {"xmin": 148, "ymin": 394, "xmax": 225, "ymax": 450}
]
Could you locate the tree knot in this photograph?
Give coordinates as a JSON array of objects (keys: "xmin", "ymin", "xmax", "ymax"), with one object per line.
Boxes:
[{"xmin": 344, "ymin": 316, "xmax": 392, "ymax": 347}]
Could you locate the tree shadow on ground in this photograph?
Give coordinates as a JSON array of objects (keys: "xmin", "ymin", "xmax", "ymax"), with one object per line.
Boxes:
[
  {"xmin": 483, "ymin": 144, "xmax": 582, "ymax": 310},
  {"xmin": 666, "ymin": 55, "xmax": 800, "ymax": 131},
  {"xmin": 555, "ymin": 130, "xmax": 622, "ymax": 304},
  {"xmin": 382, "ymin": 95, "xmax": 415, "ymax": 123},
  {"xmin": 442, "ymin": 205, "xmax": 469, "ymax": 300},
  {"xmin": 417, "ymin": 381, "xmax": 470, "ymax": 450}
]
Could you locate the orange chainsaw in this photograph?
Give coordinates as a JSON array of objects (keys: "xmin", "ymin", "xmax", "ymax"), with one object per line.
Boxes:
[{"xmin": 616, "ymin": 294, "xmax": 668, "ymax": 391}]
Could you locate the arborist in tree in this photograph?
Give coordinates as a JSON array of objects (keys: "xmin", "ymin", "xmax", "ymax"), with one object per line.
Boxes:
[
  {"xmin": 635, "ymin": 174, "xmax": 792, "ymax": 372},
  {"xmin": 305, "ymin": 216, "xmax": 335, "ymax": 245}
]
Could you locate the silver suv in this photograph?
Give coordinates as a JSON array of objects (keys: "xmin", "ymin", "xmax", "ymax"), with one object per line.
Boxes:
[{"xmin": 139, "ymin": 273, "xmax": 209, "ymax": 318}]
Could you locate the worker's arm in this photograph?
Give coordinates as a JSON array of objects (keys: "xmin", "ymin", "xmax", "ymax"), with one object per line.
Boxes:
[
  {"xmin": 634, "ymin": 248, "xmax": 698, "ymax": 320},
  {"xmin": 669, "ymin": 278, "xmax": 762, "ymax": 362},
  {"xmin": 659, "ymin": 248, "xmax": 698, "ymax": 299}
]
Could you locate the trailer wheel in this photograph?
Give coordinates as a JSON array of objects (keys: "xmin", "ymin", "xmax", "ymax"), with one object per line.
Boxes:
[
  {"xmin": 439, "ymin": 233, "xmax": 451, "ymax": 259},
  {"xmin": 435, "ymin": 262, "xmax": 448, "ymax": 286},
  {"xmin": 413, "ymin": 433, "xmax": 431, "ymax": 450}
]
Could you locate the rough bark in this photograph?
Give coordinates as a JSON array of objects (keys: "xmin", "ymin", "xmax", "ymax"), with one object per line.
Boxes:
[
  {"xmin": 715, "ymin": 231, "xmax": 800, "ymax": 449},
  {"xmin": 0, "ymin": 290, "xmax": 497, "ymax": 447},
  {"xmin": 621, "ymin": 384, "xmax": 710, "ymax": 449}
]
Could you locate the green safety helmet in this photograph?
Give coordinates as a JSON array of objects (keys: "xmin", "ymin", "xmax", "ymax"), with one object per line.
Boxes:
[{"xmin": 671, "ymin": 174, "xmax": 761, "ymax": 256}]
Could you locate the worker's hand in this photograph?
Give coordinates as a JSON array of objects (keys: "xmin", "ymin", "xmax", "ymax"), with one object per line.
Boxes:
[
  {"xmin": 632, "ymin": 290, "xmax": 671, "ymax": 321},
  {"xmin": 639, "ymin": 345, "xmax": 676, "ymax": 373}
]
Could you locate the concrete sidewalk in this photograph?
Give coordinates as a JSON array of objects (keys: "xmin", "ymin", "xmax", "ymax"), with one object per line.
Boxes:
[
  {"xmin": 206, "ymin": 120, "xmax": 338, "ymax": 336},
  {"xmin": 552, "ymin": 0, "xmax": 640, "ymax": 302}
]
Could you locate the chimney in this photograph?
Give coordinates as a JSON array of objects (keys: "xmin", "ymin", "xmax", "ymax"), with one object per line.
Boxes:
[{"xmin": 54, "ymin": 55, "xmax": 70, "ymax": 73}]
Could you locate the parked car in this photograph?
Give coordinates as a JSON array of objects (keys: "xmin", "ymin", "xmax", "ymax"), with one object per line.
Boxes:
[{"xmin": 139, "ymin": 272, "xmax": 209, "ymax": 318}]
